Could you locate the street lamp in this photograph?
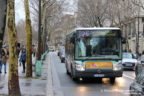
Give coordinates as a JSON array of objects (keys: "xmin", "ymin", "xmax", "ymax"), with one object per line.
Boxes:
[{"xmin": 38, "ymin": 0, "xmax": 41, "ymax": 60}]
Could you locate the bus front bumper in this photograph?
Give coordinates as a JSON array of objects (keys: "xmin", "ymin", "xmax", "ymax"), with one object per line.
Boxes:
[{"xmin": 74, "ymin": 69, "xmax": 123, "ymax": 78}]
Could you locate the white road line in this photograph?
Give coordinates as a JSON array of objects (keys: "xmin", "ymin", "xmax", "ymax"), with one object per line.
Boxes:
[{"xmin": 123, "ymin": 74, "xmax": 135, "ymax": 80}]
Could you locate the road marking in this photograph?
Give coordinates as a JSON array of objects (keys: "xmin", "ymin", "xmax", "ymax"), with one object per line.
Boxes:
[{"xmin": 123, "ymin": 74, "xmax": 135, "ymax": 80}]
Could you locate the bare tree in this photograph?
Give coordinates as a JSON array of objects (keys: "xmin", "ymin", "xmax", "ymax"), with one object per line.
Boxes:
[
  {"xmin": 77, "ymin": 0, "xmax": 108, "ymax": 27},
  {"xmin": 132, "ymin": 0, "xmax": 144, "ymax": 10},
  {"xmin": 106, "ymin": 0, "xmax": 138, "ymax": 27},
  {"xmin": 29, "ymin": 0, "xmax": 65, "ymax": 46},
  {"xmin": 24, "ymin": 0, "xmax": 33, "ymax": 77},
  {"xmin": 16, "ymin": 19, "xmax": 38, "ymax": 45},
  {"xmin": 77, "ymin": 0, "xmax": 139, "ymax": 28},
  {"xmin": 7, "ymin": 0, "xmax": 21, "ymax": 95},
  {"xmin": 16, "ymin": 20, "xmax": 26, "ymax": 44}
]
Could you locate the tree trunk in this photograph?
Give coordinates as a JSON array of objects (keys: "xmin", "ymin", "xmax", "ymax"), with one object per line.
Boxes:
[
  {"xmin": 24, "ymin": 0, "xmax": 32, "ymax": 77},
  {"xmin": 0, "ymin": 0, "xmax": 7, "ymax": 54},
  {"xmin": 7, "ymin": 0, "xmax": 21, "ymax": 96},
  {"xmin": 42, "ymin": 0, "xmax": 47, "ymax": 52},
  {"xmin": 40, "ymin": 0, "xmax": 46, "ymax": 54}
]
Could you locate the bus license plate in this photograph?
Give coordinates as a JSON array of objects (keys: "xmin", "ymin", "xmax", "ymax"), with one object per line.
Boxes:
[
  {"xmin": 94, "ymin": 74, "xmax": 104, "ymax": 77},
  {"xmin": 126, "ymin": 64, "xmax": 132, "ymax": 66}
]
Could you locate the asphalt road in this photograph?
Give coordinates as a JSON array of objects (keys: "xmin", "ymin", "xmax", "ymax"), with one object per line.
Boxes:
[{"xmin": 49, "ymin": 52, "xmax": 135, "ymax": 96}]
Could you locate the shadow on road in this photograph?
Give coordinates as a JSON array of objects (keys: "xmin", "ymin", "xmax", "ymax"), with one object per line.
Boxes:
[
  {"xmin": 69, "ymin": 77, "xmax": 117, "ymax": 86},
  {"xmin": 123, "ymin": 69, "xmax": 135, "ymax": 72}
]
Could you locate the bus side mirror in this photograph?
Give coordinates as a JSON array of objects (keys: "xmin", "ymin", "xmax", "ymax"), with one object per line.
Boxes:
[
  {"xmin": 70, "ymin": 33, "xmax": 76, "ymax": 44},
  {"xmin": 70, "ymin": 37, "xmax": 75, "ymax": 44},
  {"xmin": 122, "ymin": 37, "xmax": 126, "ymax": 44}
]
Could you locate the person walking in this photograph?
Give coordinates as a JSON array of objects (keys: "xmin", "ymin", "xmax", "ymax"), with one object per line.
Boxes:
[
  {"xmin": 0, "ymin": 46, "xmax": 8, "ymax": 73},
  {"xmin": 20, "ymin": 48, "xmax": 26, "ymax": 73},
  {"xmin": 18, "ymin": 49, "xmax": 22, "ymax": 66}
]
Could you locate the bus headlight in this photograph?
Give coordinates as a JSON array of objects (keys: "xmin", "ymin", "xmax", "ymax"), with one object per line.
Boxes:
[
  {"xmin": 113, "ymin": 62, "xmax": 122, "ymax": 71},
  {"xmin": 75, "ymin": 61, "xmax": 85, "ymax": 71}
]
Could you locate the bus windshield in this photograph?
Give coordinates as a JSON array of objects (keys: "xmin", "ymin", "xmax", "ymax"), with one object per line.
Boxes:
[{"xmin": 75, "ymin": 37, "xmax": 121, "ymax": 60}]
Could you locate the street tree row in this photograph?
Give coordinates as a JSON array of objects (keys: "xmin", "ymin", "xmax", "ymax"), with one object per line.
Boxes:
[{"xmin": 77, "ymin": 0, "xmax": 144, "ymax": 28}]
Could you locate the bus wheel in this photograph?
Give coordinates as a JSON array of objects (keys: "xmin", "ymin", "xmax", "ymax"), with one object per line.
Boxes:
[
  {"xmin": 71, "ymin": 67, "xmax": 78, "ymax": 81},
  {"xmin": 110, "ymin": 77, "xmax": 115, "ymax": 84},
  {"xmin": 61, "ymin": 59, "xmax": 63, "ymax": 63},
  {"xmin": 61, "ymin": 59, "xmax": 65, "ymax": 63},
  {"xmin": 66, "ymin": 68, "xmax": 70, "ymax": 75},
  {"xmin": 66, "ymin": 63, "xmax": 70, "ymax": 75}
]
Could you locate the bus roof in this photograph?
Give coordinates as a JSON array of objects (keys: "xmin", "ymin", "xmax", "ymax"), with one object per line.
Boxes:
[
  {"xmin": 75, "ymin": 27, "xmax": 120, "ymax": 30},
  {"xmin": 66, "ymin": 27, "xmax": 120, "ymax": 36}
]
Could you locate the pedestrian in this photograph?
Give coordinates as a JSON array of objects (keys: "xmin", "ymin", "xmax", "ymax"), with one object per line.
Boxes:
[
  {"xmin": 32, "ymin": 44, "xmax": 36, "ymax": 57},
  {"xmin": 0, "ymin": 45, "xmax": 8, "ymax": 73},
  {"xmin": 19, "ymin": 44, "xmax": 25, "ymax": 66},
  {"xmin": 19, "ymin": 50, "xmax": 22, "ymax": 66},
  {"xmin": 20, "ymin": 48, "xmax": 26, "ymax": 73},
  {"xmin": 17, "ymin": 42, "xmax": 21, "ymax": 56}
]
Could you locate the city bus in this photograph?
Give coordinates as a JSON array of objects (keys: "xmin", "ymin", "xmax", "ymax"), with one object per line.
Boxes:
[{"xmin": 65, "ymin": 28, "xmax": 124, "ymax": 83}]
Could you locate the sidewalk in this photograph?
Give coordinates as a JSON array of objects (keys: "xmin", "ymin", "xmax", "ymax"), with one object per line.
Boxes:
[
  {"xmin": 0, "ymin": 54, "xmax": 49, "ymax": 96},
  {"xmin": 46, "ymin": 53, "xmax": 54, "ymax": 96}
]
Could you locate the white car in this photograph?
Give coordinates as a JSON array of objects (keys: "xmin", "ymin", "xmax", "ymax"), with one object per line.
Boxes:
[
  {"xmin": 122, "ymin": 52, "xmax": 137, "ymax": 70},
  {"xmin": 48, "ymin": 46, "xmax": 55, "ymax": 52}
]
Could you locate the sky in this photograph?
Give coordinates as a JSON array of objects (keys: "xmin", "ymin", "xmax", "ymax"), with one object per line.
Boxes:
[
  {"xmin": 15, "ymin": 0, "xmax": 25, "ymax": 24},
  {"xmin": 15, "ymin": 0, "xmax": 76, "ymax": 24}
]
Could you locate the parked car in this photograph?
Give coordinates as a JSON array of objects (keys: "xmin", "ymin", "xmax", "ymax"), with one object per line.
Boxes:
[
  {"xmin": 48, "ymin": 46, "xmax": 55, "ymax": 52},
  {"xmin": 59, "ymin": 50, "xmax": 65, "ymax": 63},
  {"xmin": 122, "ymin": 52, "xmax": 138, "ymax": 70},
  {"xmin": 58, "ymin": 46, "xmax": 65, "ymax": 56},
  {"xmin": 130, "ymin": 69, "xmax": 144, "ymax": 96}
]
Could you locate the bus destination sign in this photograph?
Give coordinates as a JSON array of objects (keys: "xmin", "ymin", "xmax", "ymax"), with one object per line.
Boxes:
[{"xmin": 77, "ymin": 30, "xmax": 120, "ymax": 38}]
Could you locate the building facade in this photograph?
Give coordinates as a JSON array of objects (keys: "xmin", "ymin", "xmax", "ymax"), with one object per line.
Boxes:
[
  {"xmin": 121, "ymin": 15, "xmax": 144, "ymax": 54},
  {"xmin": 50, "ymin": 14, "xmax": 77, "ymax": 46}
]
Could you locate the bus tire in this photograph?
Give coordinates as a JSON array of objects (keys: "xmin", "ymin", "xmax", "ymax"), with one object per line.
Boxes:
[
  {"xmin": 73, "ymin": 77, "xmax": 78, "ymax": 81},
  {"xmin": 58, "ymin": 52, "xmax": 60, "ymax": 56},
  {"xmin": 61, "ymin": 59, "xmax": 65, "ymax": 63},
  {"xmin": 61, "ymin": 59, "xmax": 63, "ymax": 63},
  {"xmin": 65, "ymin": 62, "xmax": 70, "ymax": 75},
  {"xmin": 110, "ymin": 77, "xmax": 115, "ymax": 84},
  {"xmin": 66, "ymin": 67, "xmax": 70, "ymax": 75},
  {"xmin": 71, "ymin": 66, "xmax": 78, "ymax": 81}
]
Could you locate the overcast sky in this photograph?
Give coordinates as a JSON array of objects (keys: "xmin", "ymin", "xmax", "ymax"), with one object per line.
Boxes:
[
  {"xmin": 15, "ymin": 0, "xmax": 25, "ymax": 24},
  {"xmin": 15, "ymin": 0, "xmax": 76, "ymax": 24}
]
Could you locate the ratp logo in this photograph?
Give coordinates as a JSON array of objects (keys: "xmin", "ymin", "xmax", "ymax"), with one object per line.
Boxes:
[{"xmin": 92, "ymin": 63, "xmax": 97, "ymax": 67}]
